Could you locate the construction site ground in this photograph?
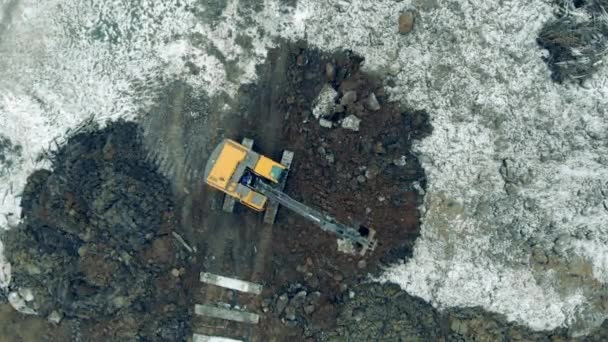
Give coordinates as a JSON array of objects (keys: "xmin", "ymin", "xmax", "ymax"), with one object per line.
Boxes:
[{"xmin": 3, "ymin": 42, "xmax": 601, "ymax": 342}]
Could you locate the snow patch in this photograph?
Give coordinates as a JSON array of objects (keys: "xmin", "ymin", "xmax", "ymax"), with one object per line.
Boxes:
[{"xmin": 0, "ymin": 240, "xmax": 10, "ymax": 289}]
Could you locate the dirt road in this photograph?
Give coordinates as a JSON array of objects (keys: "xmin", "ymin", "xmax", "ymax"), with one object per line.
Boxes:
[{"xmin": 139, "ymin": 43, "xmax": 295, "ymax": 341}]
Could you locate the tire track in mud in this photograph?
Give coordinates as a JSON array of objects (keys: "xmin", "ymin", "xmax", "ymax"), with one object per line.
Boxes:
[{"xmin": 139, "ymin": 42, "xmax": 294, "ymax": 339}]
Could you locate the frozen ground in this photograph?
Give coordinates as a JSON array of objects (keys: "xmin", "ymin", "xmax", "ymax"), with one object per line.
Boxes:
[{"xmin": 1, "ymin": 0, "xmax": 607, "ymax": 336}]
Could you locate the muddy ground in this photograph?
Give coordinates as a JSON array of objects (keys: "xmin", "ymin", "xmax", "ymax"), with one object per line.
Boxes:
[{"xmin": 2, "ymin": 42, "xmax": 608, "ymax": 341}]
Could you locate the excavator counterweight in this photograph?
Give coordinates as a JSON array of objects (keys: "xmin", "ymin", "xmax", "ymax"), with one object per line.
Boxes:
[{"xmin": 204, "ymin": 139, "xmax": 377, "ymax": 256}]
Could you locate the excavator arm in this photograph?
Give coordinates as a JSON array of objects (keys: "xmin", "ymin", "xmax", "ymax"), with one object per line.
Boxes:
[{"xmin": 253, "ymin": 179, "xmax": 377, "ymax": 255}]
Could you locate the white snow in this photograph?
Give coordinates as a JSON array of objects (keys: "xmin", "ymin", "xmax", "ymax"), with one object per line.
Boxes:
[
  {"xmin": 573, "ymin": 240, "xmax": 608, "ymax": 284},
  {"xmin": 0, "ymin": 240, "xmax": 10, "ymax": 289}
]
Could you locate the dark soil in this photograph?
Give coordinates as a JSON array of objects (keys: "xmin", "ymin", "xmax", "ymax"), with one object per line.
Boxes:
[
  {"xmin": 232, "ymin": 42, "xmax": 432, "ymax": 339},
  {"xmin": 4, "ymin": 121, "xmax": 192, "ymax": 341}
]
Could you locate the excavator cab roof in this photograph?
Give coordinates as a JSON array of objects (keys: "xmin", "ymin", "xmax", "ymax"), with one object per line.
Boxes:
[{"xmin": 204, "ymin": 139, "xmax": 248, "ymax": 190}]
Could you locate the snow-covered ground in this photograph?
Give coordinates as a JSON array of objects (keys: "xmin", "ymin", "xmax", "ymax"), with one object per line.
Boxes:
[{"xmin": 1, "ymin": 0, "xmax": 607, "ymax": 335}]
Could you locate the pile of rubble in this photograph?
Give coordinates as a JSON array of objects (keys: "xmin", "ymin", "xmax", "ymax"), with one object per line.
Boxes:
[{"xmin": 3, "ymin": 121, "xmax": 191, "ymax": 340}]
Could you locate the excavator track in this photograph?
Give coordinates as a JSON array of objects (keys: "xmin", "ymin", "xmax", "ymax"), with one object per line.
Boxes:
[{"xmin": 222, "ymin": 138, "xmax": 255, "ymax": 213}]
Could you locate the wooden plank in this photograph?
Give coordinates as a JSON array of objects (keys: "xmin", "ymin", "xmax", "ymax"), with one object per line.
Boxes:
[
  {"xmin": 194, "ymin": 304, "xmax": 259, "ymax": 324},
  {"xmin": 199, "ymin": 272, "xmax": 263, "ymax": 295},
  {"xmin": 193, "ymin": 334, "xmax": 243, "ymax": 342}
]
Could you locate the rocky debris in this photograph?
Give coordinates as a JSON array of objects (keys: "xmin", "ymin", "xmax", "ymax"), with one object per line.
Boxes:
[
  {"xmin": 318, "ymin": 282, "xmax": 572, "ymax": 341},
  {"xmin": 275, "ymin": 294, "xmax": 289, "ymax": 315},
  {"xmin": 267, "ymin": 284, "xmax": 325, "ymax": 326},
  {"xmin": 325, "ymin": 63, "xmax": 336, "ymax": 81},
  {"xmin": 48, "ymin": 310, "xmax": 63, "ymax": 324},
  {"xmin": 3, "ymin": 121, "xmax": 191, "ymax": 340},
  {"xmin": 393, "ymin": 155, "xmax": 407, "ymax": 166},
  {"xmin": 8, "ymin": 291, "xmax": 36, "ymax": 315},
  {"xmin": 398, "ymin": 11, "xmax": 415, "ymax": 34},
  {"xmin": 365, "ymin": 92, "xmax": 381, "ymax": 111},
  {"xmin": 500, "ymin": 158, "xmax": 533, "ymax": 185},
  {"xmin": 0, "ymin": 135, "xmax": 22, "ymax": 177},
  {"xmin": 553, "ymin": 234, "xmax": 574, "ymax": 256},
  {"xmin": 312, "ymin": 83, "xmax": 338, "ymax": 119},
  {"xmin": 341, "ymin": 115, "xmax": 361, "ymax": 131},
  {"xmin": 340, "ymin": 90, "xmax": 357, "ymax": 106},
  {"xmin": 373, "ymin": 141, "xmax": 386, "ymax": 154},
  {"xmin": 319, "ymin": 118, "xmax": 333, "ymax": 128}
]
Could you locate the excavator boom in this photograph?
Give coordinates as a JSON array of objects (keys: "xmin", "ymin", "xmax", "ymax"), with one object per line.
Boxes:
[{"xmin": 254, "ymin": 180, "xmax": 377, "ymax": 255}]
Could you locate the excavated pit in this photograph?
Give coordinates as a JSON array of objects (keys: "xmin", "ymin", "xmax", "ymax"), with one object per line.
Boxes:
[{"xmin": 228, "ymin": 42, "xmax": 432, "ymax": 339}]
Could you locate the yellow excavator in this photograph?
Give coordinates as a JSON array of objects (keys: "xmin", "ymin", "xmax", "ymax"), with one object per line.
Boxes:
[{"xmin": 204, "ymin": 138, "xmax": 377, "ymax": 256}]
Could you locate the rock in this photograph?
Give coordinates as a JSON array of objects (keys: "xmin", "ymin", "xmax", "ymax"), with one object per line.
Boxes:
[
  {"xmin": 365, "ymin": 165, "xmax": 380, "ymax": 179},
  {"xmin": 296, "ymin": 54, "xmax": 307, "ymax": 66},
  {"xmin": 48, "ymin": 310, "xmax": 63, "ymax": 324},
  {"xmin": 393, "ymin": 155, "xmax": 407, "ymax": 167},
  {"xmin": 532, "ymin": 248, "xmax": 548, "ymax": 265},
  {"xmin": 504, "ymin": 183, "xmax": 518, "ymax": 195},
  {"xmin": 291, "ymin": 290, "xmax": 308, "ymax": 308},
  {"xmin": 307, "ymin": 291, "xmax": 321, "ymax": 305},
  {"xmin": 275, "ymin": 294, "xmax": 289, "ymax": 315},
  {"xmin": 357, "ymin": 175, "xmax": 366, "ymax": 183},
  {"xmin": 373, "ymin": 142, "xmax": 386, "ymax": 154},
  {"xmin": 451, "ymin": 318, "xmax": 469, "ymax": 335},
  {"xmin": 319, "ymin": 118, "xmax": 334, "ymax": 128},
  {"xmin": 19, "ymin": 288, "xmax": 34, "ymax": 302},
  {"xmin": 398, "ymin": 11, "xmax": 415, "ymax": 34},
  {"xmin": 553, "ymin": 235, "xmax": 573, "ymax": 256},
  {"xmin": 366, "ymin": 93, "xmax": 381, "ymax": 111},
  {"xmin": 326, "ymin": 63, "xmax": 336, "ymax": 80},
  {"xmin": 284, "ymin": 305, "xmax": 297, "ymax": 321},
  {"xmin": 304, "ymin": 304, "xmax": 316, "ymax": 315},
  {"xmin": 8, "ymin": 291, "xmax": 36, "ymax": 315},
  {"xmin": 357, "ymin": 260, "xmax": 367, "ymax": 269},
  {"xmin": 342, "ymin": 115, "xmax": 361, "ymax": 131},
  {"xmin": 334, "ymin": 104, "xmax": 345, "ymax": 113},
  {"xmin": 171, "ymin": 268, "xmax": 180, "ymax": 277},
  {"xmin": 352, "ymin": 308, "xmax": 363, "ymax": 321},
  {"xmin": 412, "ymin": 181, "xmax": 425, "ymax": 195},
  {"xmin": 312, "ymin": 84, "xmax": 338, "ymax": 119},
  {"xmin": 341, "ymin": 91, "xmax": 358, "ymax": 106}
]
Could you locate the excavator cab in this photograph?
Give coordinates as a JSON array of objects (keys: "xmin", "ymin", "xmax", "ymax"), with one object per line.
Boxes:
[{"xmin": 204, "ymin": 139, "xmax": 287, "ymax": 211}]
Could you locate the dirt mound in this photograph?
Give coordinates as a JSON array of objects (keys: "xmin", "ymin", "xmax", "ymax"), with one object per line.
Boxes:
[{"xmin": 4, "ymin": 121, "xmax": 191, "ymax": 340}]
